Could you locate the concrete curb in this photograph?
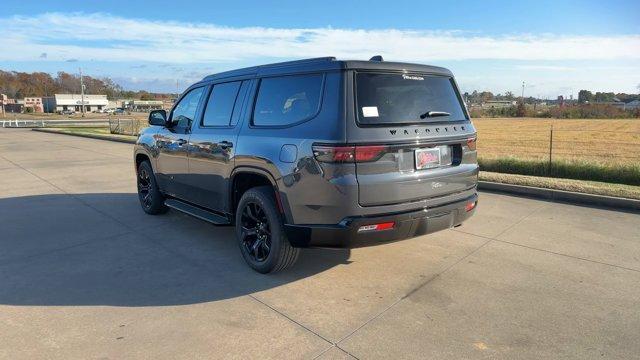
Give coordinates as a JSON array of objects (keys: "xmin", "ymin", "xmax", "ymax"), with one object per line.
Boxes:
[
  {"xmin": 32, "ymin": 128, "xmax": 136, "ymax": 144},
  {"xmin": 479, "ymin": 181, "xmax": 640, "ymax": 212}
]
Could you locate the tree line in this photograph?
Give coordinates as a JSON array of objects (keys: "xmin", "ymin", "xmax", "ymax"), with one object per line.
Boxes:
[
  {"xmin": 0, "ymin": 70, "xmax": 174, "ymax": 100},
  {"xmin": 465, "ymin": 89, "xmax": 639, "ymax": 104},
  {"xmin": 577, "ymin": 90, "xmax": 639, "ymax": 104}
]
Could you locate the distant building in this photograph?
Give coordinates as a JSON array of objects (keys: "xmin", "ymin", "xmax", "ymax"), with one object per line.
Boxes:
[
  {"xmin": 1, "ymin": 95, "xmax": 22, "ymax": 113},
  {"xmin": 23, "ymin": 97, "xmax": 44, "ymax": 112},
  {"xmin": 126, "ymin": 100, "xmax": 163, "ymax": 111},
  {"xmin": 43, "ymin": 94, "xmax": 109, "ymax": 113},
  {"xmin": 0, "ymin": 94, "xmax": 7, "ymax": 114},
  {"xmin": 481, "ymin": 100, "xmax": 516, "ymax": 109}
]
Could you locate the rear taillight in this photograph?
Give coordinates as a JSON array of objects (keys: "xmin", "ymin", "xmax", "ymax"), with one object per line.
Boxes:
[
  {"xmin": 466, "ymin": 137, "xmax": 477, "ymax": 151},
  {"xmin": 312, "ymin": 145, "xmax": 355, "ymax": 163},
  {"xmin": 355, "ymin": 145, "xmax": 388, "ymax": 162},
  {"xmin": 313, "ymin": 145, "xmax": 388, "ymax": 163}
]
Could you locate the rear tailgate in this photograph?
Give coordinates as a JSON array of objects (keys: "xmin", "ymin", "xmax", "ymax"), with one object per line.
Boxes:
[
  {"xmin": 348, "ymin": 70, "xmax": 477, "ymax": 207},
  {"xmin": 355, "ymin": 137, "xmax": 477, "ymax": 206}
]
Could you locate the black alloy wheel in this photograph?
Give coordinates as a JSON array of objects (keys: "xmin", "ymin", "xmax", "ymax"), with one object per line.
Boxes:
[
  {"xmin": 240, "ymin": 201, "xmax": 272, "ymax": 262},
  {"xmin": 136, "ymin": 160, "xmax": 167, "ymax": 215},
  {"xmin": 138, "ymin": 167, "xmax": 153, "ymax": 210},
  {"xmin": 235, "ymin": 186, "xmax": 299, "ymax": 273}
]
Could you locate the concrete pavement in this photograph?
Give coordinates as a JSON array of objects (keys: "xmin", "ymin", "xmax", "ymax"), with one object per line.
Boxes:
[{"xmin": 1, "ymin": 129, "xmax": 639, "ymax": 359}]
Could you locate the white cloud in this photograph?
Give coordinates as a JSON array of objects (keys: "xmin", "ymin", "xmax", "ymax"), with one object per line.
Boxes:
[{"xmin": 1, "ymin": 12, "xmax": 639, "ymax": 63}]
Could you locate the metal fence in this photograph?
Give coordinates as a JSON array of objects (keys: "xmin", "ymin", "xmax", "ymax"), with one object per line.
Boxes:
[
  {"xmin": 108, "ymin": 118, "xmax": 147, "ymax": 136},
  {"xmin": 477, "ymin": 126, "xmax": 640, "ymax": 167},
  {"xmin": 1, "ymin": 119, "xmax": 109, "ymax": 128}
]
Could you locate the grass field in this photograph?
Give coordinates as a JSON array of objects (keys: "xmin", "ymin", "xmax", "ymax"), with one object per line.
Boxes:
[
  {"xmin": 474, "ymin": 118, "xmax": 640, "ymax": 185},
  {"xmin": 474, "ymin": 118, "xmax": 640, "ymax": 165}
]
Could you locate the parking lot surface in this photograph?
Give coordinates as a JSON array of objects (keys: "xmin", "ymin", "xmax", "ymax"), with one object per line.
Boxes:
[{"xmin": 1, "ymin": 129, "xmax": 639, "ymax": 359}]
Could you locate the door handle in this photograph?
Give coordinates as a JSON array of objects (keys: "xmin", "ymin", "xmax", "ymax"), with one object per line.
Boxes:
[
  {"xmin": 219, "ymin": 141, "xmax": 233, "ymax": 149},
  {"xmin": 176, "ymin": 138, "xmax": 187, "ymax": 146}
]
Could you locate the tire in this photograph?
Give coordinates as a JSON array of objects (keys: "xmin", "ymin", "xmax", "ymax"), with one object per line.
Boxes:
[
  {"xmin": 235, "ymin": 186, "xmax": 299, "ymax": 273},
  {"xmin": 136, "ymin": 160, "xmax": 168, "ymax": 215}
]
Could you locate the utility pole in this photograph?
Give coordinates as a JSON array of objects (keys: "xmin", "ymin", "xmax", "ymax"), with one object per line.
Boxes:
[
  {"xmin": 521, "ymin": 81, "xmax": 525, "ymax": 103},
  {"xmin": 79, "ymin": 67, "xmax": 86, "ymax": 117}
]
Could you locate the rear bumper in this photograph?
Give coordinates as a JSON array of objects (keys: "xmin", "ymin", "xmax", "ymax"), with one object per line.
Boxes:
[{"xmin": 284, "ymin": 193, "xmax": 477, "ymax": 248}]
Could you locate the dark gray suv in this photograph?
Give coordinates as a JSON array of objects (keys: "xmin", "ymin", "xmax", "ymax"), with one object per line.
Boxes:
[{"xmin": 134, "ymin": 56, "xmax": 478, "ymax": 273}]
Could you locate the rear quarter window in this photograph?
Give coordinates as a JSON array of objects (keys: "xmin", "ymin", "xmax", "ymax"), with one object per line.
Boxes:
[
  {"xmin": 252, "ymin": 73, "xmax": 324, "ymax": 127},
  {"xmin": 355, "ymin": 72, "xmax": 467, "ymax": 125}
]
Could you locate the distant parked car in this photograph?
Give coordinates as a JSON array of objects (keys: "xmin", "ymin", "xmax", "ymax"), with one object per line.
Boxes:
[
  {"xmin": 60, "ymin": 109, "xmax": 75, "ymax": 115},
  {"xmin": 113, "ymin": 108, "xmax": 126, "ymax": 115}
]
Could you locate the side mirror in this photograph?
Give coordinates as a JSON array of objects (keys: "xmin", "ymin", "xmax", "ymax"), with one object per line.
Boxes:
[{"xmin": 148, "ymin": 110, "xmax": 167, "ymax": 126}]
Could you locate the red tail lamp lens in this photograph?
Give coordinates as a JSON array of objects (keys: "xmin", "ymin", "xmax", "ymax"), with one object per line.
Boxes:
[
  {"xmin": 465, "ymin": 201, "xmax": 477, "ymax": 212},
  {"xmin": 355, "ymin": 145, "xmax": 388, "ymax": 162},
  {"xmin": 466, "ymin": 138, "xmax": 477, "ymax": 151},
  {"xmin": 313, "ymin": 145, "xmax": 388, "ymax": 163},
  {"xmin": 357, "ymin": 221, "xmax": 395, "ymax": 233},
  {"xmin": 312, "ymin": 145, "xmax": 355, "ymax": 163}
]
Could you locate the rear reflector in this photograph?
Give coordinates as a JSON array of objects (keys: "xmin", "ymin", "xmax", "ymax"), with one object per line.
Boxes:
[
  {"xmin": 465, "ymin": 201, "xmax": 477, "ymax": 212},
  {"xmin": 357, "ymin": 221, "xmax": 395, "ymax": 233},
  {"xmin": 466, "ymin": 137, "xmax": 477, "ymax": 151}
]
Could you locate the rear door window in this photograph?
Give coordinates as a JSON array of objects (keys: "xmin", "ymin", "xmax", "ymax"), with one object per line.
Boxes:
[
  {"xmin": 201, "ymin": 81, "xmax": 242, "ymax": 127},
  {"xmin": 355, "ymin": 73, "xmax": 467, "ymax": 125},
  {"xmin": 252, "ymin": 74, "xmax": 323, "ymax": 127}
]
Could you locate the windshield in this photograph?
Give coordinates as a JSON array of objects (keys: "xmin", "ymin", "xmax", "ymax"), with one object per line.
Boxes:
[{"xmin": 355, "ymin": 72, "xmax": 467, "ymax": 125}]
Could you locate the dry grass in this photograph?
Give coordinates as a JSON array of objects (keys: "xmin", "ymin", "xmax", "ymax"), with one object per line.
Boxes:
[{"xmin": 474, "ymin": 118, "xmax": 640, "ymax": 166}]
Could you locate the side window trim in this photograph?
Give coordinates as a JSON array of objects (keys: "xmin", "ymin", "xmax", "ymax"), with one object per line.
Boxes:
[
  {"xmin": 249, "ymin": 73, "xmax": 326, "ymax": 129},
  {"xmin": 198, "ymin": 80, "xmax": 245, "ymax": 129},
  {"xmin": 230, "ymin": 81, "xmax": 252, "ymax": 127}
]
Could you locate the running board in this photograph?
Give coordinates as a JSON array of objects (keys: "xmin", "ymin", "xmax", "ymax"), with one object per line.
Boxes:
[{"xmin": 165, "ymin": 199, "xmax": 231, "ymax": 225}]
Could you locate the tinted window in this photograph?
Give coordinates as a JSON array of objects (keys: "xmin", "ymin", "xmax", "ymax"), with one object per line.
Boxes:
[
  {"xmin": 171, "ymin": 87, "xmax": 205, "ymax": 129},
  {"xmin": 253, "ymin": 74, "xmax": 323, "ymax": 126},
  {"xmin": 202, "ymin": 81, "xmax": 242, "ymax": 127},
  {"xmin": 355, "ymin": 73, "xmax": 467, "ymax": 125}
]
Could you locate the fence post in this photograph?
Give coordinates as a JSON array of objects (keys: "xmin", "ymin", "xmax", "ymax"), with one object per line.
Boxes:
[{"xmin": 548, "ymin": 125, "xmax": 553, "ymax": 174}]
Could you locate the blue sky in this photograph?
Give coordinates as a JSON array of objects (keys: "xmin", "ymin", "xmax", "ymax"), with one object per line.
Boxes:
[{"xmin": 1, "ymin": 0, "xmax": 639, "ymax": 97}]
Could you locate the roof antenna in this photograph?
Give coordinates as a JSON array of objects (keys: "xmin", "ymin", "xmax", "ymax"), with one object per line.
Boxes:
[{"xmin": 369, "ymin": 55, "xmax": 383, "ymax": 62}]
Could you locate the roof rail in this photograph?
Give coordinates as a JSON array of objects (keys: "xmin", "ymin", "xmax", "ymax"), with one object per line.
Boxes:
[
  {"xmin": 201, "ymin": 57, "xmax": 337, "ymax": 82},
  {"xmin": 261, "ymin": 57, "xmax": 336, "ymax": 68}
]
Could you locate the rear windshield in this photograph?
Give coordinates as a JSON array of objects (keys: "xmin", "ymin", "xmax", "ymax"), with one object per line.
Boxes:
[{"xmin": 355, "ymin": 72, "xmax": 467, "ymax": 125}]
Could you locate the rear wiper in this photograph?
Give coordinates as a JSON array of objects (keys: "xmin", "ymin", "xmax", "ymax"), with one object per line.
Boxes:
[{"xmin": 419, "ymin": 111, "xmax": 450, "ymax": 119}]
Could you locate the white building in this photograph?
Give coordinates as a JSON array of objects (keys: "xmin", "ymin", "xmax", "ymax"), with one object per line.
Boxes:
[
  {"xmin": 126, "ymin": 100, "xmax": 163, "ymax": 111},
  {"xmin": 43, "ymin": 94, "xmax": 109, "ymax": 113},
  {"xmin": 481, "ymin": 100, "xmax": 517, "ymax": 109}
]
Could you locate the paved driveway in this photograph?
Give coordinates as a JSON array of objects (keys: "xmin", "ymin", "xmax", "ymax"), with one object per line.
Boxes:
[{"xmin": 1, "ymin": 129, "xmax": 639, "ymax": 359}]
